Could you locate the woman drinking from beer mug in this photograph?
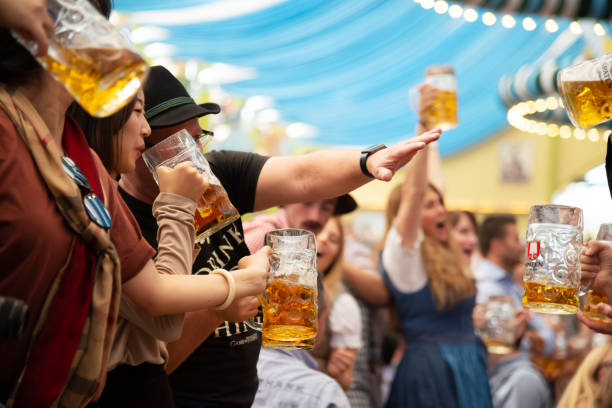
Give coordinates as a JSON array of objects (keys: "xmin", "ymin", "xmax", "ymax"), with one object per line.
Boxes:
[
  {"xmin": 311, "ymin": 217, "xmax": 363, "ymax": 391},
  {"xmin": 0, "ymin": 2, "xmax": 270, "ymax": 406},
  {"xmin": 69, "ymin": 91, "xmax": 266, "ymax": 407},
  {"xmin": 379, "ymin": 85, "xmax": 491, "ymax": 408}
]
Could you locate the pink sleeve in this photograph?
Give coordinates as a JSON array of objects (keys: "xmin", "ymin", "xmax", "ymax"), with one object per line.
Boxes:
[{"xmin": 243, "ymin": 220, "xmax": 273, "ymax": 254}]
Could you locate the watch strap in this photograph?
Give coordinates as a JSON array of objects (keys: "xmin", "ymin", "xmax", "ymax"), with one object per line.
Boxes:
[{"xmin": 360, "ymin": 144, "xmax": 387, "ymax": 178}]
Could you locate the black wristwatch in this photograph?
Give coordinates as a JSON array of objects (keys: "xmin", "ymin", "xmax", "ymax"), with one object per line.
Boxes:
[{"xmin": 360, "ymin": 144, "xmax": 387, "ymax": 178}]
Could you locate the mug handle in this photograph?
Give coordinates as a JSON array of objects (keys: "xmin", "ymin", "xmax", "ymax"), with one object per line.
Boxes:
[
  {"xmin": 245, "ymin": 295, "xmax": 266, "ymax": 332},
  {"xmin": 579, "ymin": 279, "xmax": 593, "ymax": 297}
]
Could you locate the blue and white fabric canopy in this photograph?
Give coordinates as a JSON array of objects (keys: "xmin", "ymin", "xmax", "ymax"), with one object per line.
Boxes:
[{"xmin": 114, "ymin": 0, "xmax": 608, "ymax": 156}]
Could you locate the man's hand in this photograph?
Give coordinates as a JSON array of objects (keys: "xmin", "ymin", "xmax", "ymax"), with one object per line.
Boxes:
[
  {"xmin": 577, "ymin": 309, "xmax": 612, "ymax": 335},
  {"xmin": 472, "ymin": 304, "xmax": 485, "ymax": 331},
  {"xmin": 514, "ymin": 309, "xmax": 531, "ymax": 341},
  {"xmin": 581, "ymin": 240, "xmax": 612, "ymax": 299},
  {"xmin": 0, "ymin": 0, "xmax": 53, "ymax": 56},
  {"xmin": 366, "ymin": 129, "xmax": 441, "ymax": 181}
]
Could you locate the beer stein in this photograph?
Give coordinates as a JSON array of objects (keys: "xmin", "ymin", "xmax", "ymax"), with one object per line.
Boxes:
[
  {"xmin": 142, "ymin": 129, "xmax": 240, "ymax": 242},
  {"xmin": 479, "ymin": 296, "xmax": 515, "ymax": 354},
  {"xmin": 410, "ymin": 65, "xmax": 458, "ymax": 130},
  {"xmin": 12, "ymin": 0, "xmax": 148, "ymax": 117},
  {"xmin": 557, "ymin": 54, "xmax": 612, "ymax": 129},
  {"xmin": 523, "ymin": 205, "xmax": 583, "ymax": 314},
  {"xmin": 582, "ymin": 224, "xmax": 612, "ymax": 324},
  {"xmin": 247, "ymin": 229, "xmax": 318, "ymax": 349}
]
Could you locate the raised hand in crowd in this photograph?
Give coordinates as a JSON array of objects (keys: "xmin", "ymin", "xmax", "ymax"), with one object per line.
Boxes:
[
  {"xmin": 0, "ymin": 0, "xmax": 53, "ymax": 56},
  {"xmin": 578, "ymin": 240, "xmax": 612, "ymax": 334}
]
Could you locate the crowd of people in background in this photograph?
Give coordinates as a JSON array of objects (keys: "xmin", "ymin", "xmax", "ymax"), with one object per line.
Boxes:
[{"xmin": 3, "ymin": 1, "xmax": 612, "ymax": 408}]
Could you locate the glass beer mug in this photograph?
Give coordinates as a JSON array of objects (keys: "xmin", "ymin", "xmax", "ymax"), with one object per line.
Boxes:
[
  {"xmin": 142, "ymin": 129, "xmax": 240, "ymax": 242},
  {"xmin": 557, "ymin": 54, "xmax": 612, "ymax": 129},
  {"xmin": 247, "ymin": 229, "xmax": 318, "ymax": 349},
  {"xmin": 12, "ymin": 0, "xmax": 148, "ymax": 117},
  {"xmin": 523, "ymin": 205, "xmax": 583, "ymax": 314},
  {"xmin": 480, "ymin": 296, "xmax": 515, "ymax": 354},
  {"xmin": 411, "ymin": 65, "xmax": 458, "ymax": 130},
  {"xmin": 582, "ymin": 224, "xmax": 612, "ymax": 324}
]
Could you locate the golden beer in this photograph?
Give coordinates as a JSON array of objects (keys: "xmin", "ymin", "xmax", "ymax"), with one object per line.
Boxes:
[
  {"xmin": 583, "ymin": 290, "xmax": 612, "ymax": 324},
  {"xmin": 557, "ymin": 80, "xmax": 612, "ymax": 129},
  {"xmin": 40, "ymin": 45, "xmax": 148, "ymax": 117},
  {"xmin": 423, "ymin": 90, "xmax": 458, "ymax": 130},
  {"xmin": 484, "ymin": 339, "xmax": 513, "ymax": 355},
  {"xmin": 194, "ymin": 184, "xmax": 240, "ymax": 242},
  {"xmin": 260, "ymin": 279, "xmax": 317, "ymax": 348},
  {"xmin": 522, "ymin": 282, "xmax": 578, "ymax": 314}
]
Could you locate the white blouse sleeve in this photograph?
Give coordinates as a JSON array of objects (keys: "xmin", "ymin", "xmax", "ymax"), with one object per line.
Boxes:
[
  {"xmin": 381, "ymin": 224, "xmax": 428, "ymax": 293},
  {"xmin": 328, "ymin": 293, "xmax": 363, "ymax": 349}
]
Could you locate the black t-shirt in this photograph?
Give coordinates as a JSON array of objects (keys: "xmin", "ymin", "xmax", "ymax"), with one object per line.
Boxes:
[{"xmin": 120, "ymin": 150, "xmax": 269, "ymax": 407}]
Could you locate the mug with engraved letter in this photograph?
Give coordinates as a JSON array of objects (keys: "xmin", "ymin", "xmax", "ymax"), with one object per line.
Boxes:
[
  {"xmin": 479, "ymin": 296, "xmax": 515, "ymax": 354},
  {"xmin": 246, "ymin": 229, "xmax": 318, "ymax": 349},
  {"xmin": 557, "ymin": 54, "xmax": 612, "ymax": 129},
  {"xmin": 410, "ymin": 65, "xmax": 458, "ymax": 130},
  {"xmin": 523, "ymin": 205, "xmax": 583, "ymax": 314},
  {"xmin": 142, "ymin": 129, "xmax": 240, "ymax": 243},
  {"xmin": 11, "ymin": 0, "xmax": 148, "ymax": 117},
  {"xmin": 582, "ymin": 224, "xmax": 612, "ymax": 324}
]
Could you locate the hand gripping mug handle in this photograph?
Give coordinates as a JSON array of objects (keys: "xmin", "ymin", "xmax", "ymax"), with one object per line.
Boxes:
[{"xmin": 245, "ymin": 294, "xmax": 266, "ymax": 332}]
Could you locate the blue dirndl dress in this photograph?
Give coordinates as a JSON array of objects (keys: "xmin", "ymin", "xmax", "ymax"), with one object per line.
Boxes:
[{"xmin": 382, "ymin": 266, "xmax": 492, "ymax": 408}]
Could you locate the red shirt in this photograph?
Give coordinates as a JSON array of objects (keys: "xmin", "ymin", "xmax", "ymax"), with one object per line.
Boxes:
[{"xmin": 0, "ymin": 112, "xmax": 155, "ymax": 404}]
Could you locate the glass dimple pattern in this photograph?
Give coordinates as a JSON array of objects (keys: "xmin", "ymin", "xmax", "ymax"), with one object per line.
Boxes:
[{"xmin": 526, "ymin": 223, "xmax": 582, "ymax": 288}]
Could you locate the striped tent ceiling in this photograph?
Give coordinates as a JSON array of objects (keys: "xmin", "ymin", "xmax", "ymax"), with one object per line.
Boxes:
[{"xmin": 114, "ymin": 0, "xmax": 608, "ymax": 156}]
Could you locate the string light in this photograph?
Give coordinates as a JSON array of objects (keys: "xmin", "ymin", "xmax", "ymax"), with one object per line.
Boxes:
[
  {"xmin": 421, "ymin": 0, "xmax": 435, "ymax": 9},
  {"xmin": 419, "ymin": 4, "xmax": 562, "ymax": 34},
  {"xmin": 433, "ymin": 0, "xmax": 449, "ymax": 14},
  {"xmin": 545, "ymin": 19, "xmax": 558, "ymax": 33},
  {"xmin": 501, "ymin": 14, "xmax": 516, "ymax": 28},
  {"xmin": 522, "ymin": 17, "xmax": 537, "ymax": 31},
  {"xmin": 594, "ymin": 23, "xmax": 606, "ymax": 36},
  {"xmin": 507, "ymin": 98, "xmax": 608, "ymax": 142},
  {"xmin": 482, "ymin": 11, "xmax": 496, "ymax": 26},
  {"xmin": 464, "ymin": 8, "xmax": 478, "ymax": 22},
  {"xmin": 569, "ymin": 21, "xmax": 582, "ymax": 34},
  {"xmin": 448, "ymin": 4, "xmax": 463, "ymax": 18}
]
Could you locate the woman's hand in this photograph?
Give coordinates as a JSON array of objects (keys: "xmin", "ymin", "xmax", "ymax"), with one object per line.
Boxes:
[
  {"xmin": 156, "ymin": 162, "xmax": 208, "ymax": 203},
  {"xmin": 0, "ymin": 0, "xmax": 53, "ymax": 56},
  {"xmin": 234, "ymin": 246, "xmax": 272, "ymax": 298},
  {"xmin": 327, "ymin": 348, "xmax": 355, "ymax": 378},
  {"xmin": 215, "ymin": 296, "xmax": 260, "ymax": 323},
  {"xmin": 417, "ymin": 84, "xmax": 439, "ymax": 128}
]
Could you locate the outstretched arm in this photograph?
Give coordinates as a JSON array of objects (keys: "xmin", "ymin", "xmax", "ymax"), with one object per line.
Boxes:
[
  {"xmin": 394, "ymin": 85, "xmax": 439, "ymax": 247},
  {"xmin": 342, "ymin": 261, "xmax": 389, "ymax": 306},
  {"xmin": 253, "ymin": 130, "xmax": 441, "ymax": 212}
]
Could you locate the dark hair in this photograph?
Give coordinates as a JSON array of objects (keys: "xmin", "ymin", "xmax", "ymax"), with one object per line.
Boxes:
[
  {"xmin": 0, "ymin": 0, "xmax": 113, "ymax": 85},
  {"xmin": 478, "ymin": 215, "xmax": 517, "ymax": 256},
  {"xmin": 448, "ymin": 210, "xmax": 478, "ymax": 231},
  {"xmin": 68, "ymin": 96, "xmax": 136, "ymax": 173}
]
